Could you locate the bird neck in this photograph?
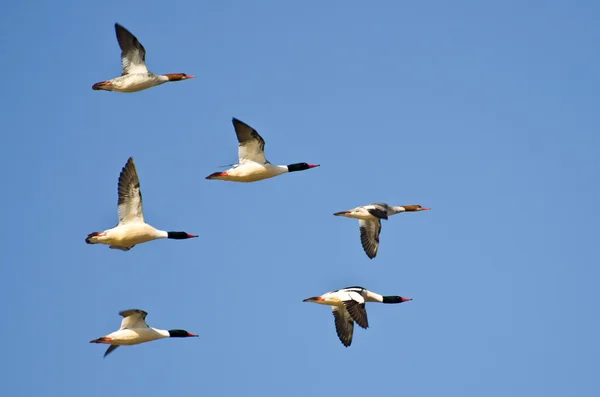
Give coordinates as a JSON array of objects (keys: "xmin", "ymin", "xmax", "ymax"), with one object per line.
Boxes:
[
  {"xmin": 388, "ymin": 206, "xmax": 407, "ymax": 215},
  {"xmin": 153, "ymin": 328, "xmax": 170, "ymax": 338}
]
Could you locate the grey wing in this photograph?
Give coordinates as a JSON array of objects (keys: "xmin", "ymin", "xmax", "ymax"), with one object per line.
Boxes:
[
  {"xmin": 232, "ymin": 118, "xmax": 267, "ymax": 164},
  {"xmin": 359, "ymin": 219, "xmax": 382, "ymax": 259},
  {"xmin": 119, "ymin": 309, "xmax": 149, "ymax": 330},
  {"xmin": 115, "ymin": 23, "xmax": 148, "ymax": 75},
  {"xmin": 332, "ymin": 306, "xmax": 354, "ymax": 347},
  {"xmin": 109, "ymin": 245, "xmax": 135, "ymax": 251},
  {"xmin": 365, "ymin": 203, "xmax": 389, "ymax": 219},
  {"xmin": 104, "ymin": 345, "xmax": 120, "ymax": 358},
  {"xmin": 117, "ymin": 157, "xmax": 144, "ymax": 225}
]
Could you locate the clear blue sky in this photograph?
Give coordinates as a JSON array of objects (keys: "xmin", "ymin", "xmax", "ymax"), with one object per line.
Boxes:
[{"xmin": 1, "ymin": 1, "xmax": 599, "ymax": 396}]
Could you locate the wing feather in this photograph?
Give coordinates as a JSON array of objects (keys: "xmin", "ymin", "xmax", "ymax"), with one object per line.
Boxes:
[
  {"xmin": 359, "ymin": 219, "xmax": 382, "ymax": 259},
  {"xmin": 119, "ymin": 309, "xmax": 149, "ymax": 330},
  {"xmin": 232, "ymin": 118, "xmax": 268, "ymax": 164},
  {"xmin": 117, "ymin": 157, "xmax": 144, "ymax": 225},
  {"xmin": 115, "ymin": 23, "xmax": 148, "ymax": 75},
  {"xmin": 332, "ymin": 307, "xmax": 354, "ymax": 347}
]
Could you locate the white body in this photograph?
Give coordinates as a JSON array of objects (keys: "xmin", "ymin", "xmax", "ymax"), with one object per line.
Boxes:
[
  {"xmin": 102, "ymin": 327, "xmax": 169, "ymax": 346},
  {"xmin": 334, "ymin": 203, "xmax": 430, "ymax": 259},
  {"xmin": 213, "ymin": 162, "xmax": 288, "ymax": 182},
  {"xmin": 303, "ymin": 287, "xmax": 385, "ymax": 347},
  {"xmin": 104, "ymin": 73, "xmax": 168, "ymax": 93},
  {"xmin": 90, "ymin": 223, "xmax": 167, "ymax": 247}
]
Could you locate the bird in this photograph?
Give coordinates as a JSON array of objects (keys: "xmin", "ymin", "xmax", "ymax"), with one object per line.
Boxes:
[
  {"xmin": 303, "ymin": 286, "xmax": 412, "ymax": 347},
  {"xmin": 90, "ymin": 309, "xmax": 198, "ymax": 358},
  {"xmin": 205, "ymin": 118, "xmax": 320, "ymax": 182},
  {"xmin": 85, "ymin": 157, "xmax": 198, "ymax": 251},
  {"xmin": 334, "ymin": 203, "xmax": 431, "ymax": 259},
  {"xmin": 92, "ymin": 23, "xmax": 195, "ymax": 93}
]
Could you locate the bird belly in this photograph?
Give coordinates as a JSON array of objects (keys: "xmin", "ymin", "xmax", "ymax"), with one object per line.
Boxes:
[
  {"xmin": 223, "ymin": 163, "xmax": 284, "ymax": 182},
  {"xmin": 107, "ymin": 329, "xmax": 161, "ymax": 345},
  {"xmin": 102, "ymin": 225, "xmax": 159, "ymax": 246},
  {"xmin": 111, "ymin": 74, "xmax": 162, "ymax": 92}
]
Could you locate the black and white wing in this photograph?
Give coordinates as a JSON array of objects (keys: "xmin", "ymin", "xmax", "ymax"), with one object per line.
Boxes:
[
  {"xmin": 232, "ymin": 118, "xmax": 268, "ymax": 164},
  {"xmin": 115, "ymin": 23, "xmax": 148, "ymax": 75},
  {"xmin": 117, "ymin": 157, "xmax": 144, "ymax": 225},
  {"xmin": 119, "ymin": 309, "xmax": 149, "ymax": 330},
  {"xmin": 365, "ymin": 203, "xmax": 390, "ymax": 220},
  {"xmin": 338, "ymin": 291, "xmax": 369, "ymax": 329},
  {"xmin": 359, "ymin": 219, "xmax": 382, "ymax": 259},
  {"xmin": 332, "ymin": 306, "xmax": 354, "ymax": 347}
]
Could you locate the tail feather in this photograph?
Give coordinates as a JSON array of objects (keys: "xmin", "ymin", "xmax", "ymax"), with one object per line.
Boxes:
[
  {"xmin": 86, "ymin": 232, "xmax": 100, "ymax": 244},
  {"xmin": 90, "ymin": 336, "xmax": 110, "ymax": 343},
  {"xmin": 205, "ymin": 171, "xmax": 228, "ymax": 180},
  {"xmin": 92, "ymin": 81, "xmax": 112, "ymax": 91}
]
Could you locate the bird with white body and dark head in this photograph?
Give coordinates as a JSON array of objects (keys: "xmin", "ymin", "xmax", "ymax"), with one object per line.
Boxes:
[
  {"xmin": 205, "ymin": 118, "xmax": 319, "ymax": 182},
  {"xmin": 85, "ymin": 157, "xmax": 198, "ymax": 251},
  {"xmin": 90, "ymin": 309, "xmax": 198, "ymax": 358},
  {"xmin": 303, "ymin": 286, "xmax": 412, "ymax": 347}
]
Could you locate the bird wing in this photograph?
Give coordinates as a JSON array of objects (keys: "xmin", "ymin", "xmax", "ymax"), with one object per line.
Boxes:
[
  {"xmin": 338, "ymin": 291, "xmax": 369, "ymax": 329},
  {"xmin": 232, "ymin": 118, "xmax": 268, "ymax": 164},
  {"xmin": 115, "ymin": 23, "xmax": 148, "ymax": 75},
  {"xmin": 117, "ymin": 157, "xmax": 144, "ymax": 225},
  {"xmin": 365, "ymin": 204, "xmax": 389, "ymax": 220},
  {"xmin": 331, "ymin": 306, "xmax": 354, "ymax": 347},
  {"xmin": 119, "ymin": 309, "xmax": 149, "ymax": 330},
  {"xmin": 104, "ymin": 345, "xmax": 120, "ymax": 358},
  {"xmin": 358, "ymin": 219, "xmax": 382, "ymax": 259}
]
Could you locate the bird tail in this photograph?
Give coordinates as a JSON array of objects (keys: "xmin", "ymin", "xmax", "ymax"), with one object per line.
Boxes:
[{"xmin": 85, "ymin": 232, "xmax": 100, "ymax": 244}]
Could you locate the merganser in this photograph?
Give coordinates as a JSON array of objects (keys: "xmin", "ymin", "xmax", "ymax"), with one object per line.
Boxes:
[
  {"xmin": 205, "ymin": 118, "xmax": 320, "ymax": 182},
  {"xmin": 303, "ymin": 286, "xmax": 412, "ymax": 347},
  {"xmin": 85, "ymin": 157, "xmax": 198, "ymax": 250},
  {"xmin": 90, "ymin": 309, "xmax": 198, "ymax": 357},
  {"xmin": 334, "ymin": 203, "xmax": 430, "ymax": 259},
  {"xmin": 92, "ymin": 23, "xmax": 195, "ymax": 93}
]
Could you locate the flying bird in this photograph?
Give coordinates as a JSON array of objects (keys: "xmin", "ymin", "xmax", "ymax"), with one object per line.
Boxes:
[
  {"xmin": 92, "ymin": 23, "xmax": 195, "ymax": 93},
  {"xmin": 334, "ymin": 203, "xmax": 430, "ymax": 259},
  {"xmin": 303, "ymin": 286, "xmax": 412, "ymax": 347},
  {"xmin": 205, "ymin": 118, "xmax": 320, "ymax": 182},
  {"xmin": 90, "ymin": 309, "xmax": 198, "ymax": 358},
  {"xmin": 85, "ymin": 157, "xmax": 198, "ymax": 250}
]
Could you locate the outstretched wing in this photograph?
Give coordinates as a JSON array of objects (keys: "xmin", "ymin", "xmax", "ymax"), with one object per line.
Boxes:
[
  {"xmin": 232, "ymin": 118, "xmax": 268, "ymax": 164},
  {"xmin": 104, "ymin": 345, "xmax": 120, "ymax": 358},
  {"xmin": 358, "ymin": 219, "xmax": 382, "ymax": 259},
  {"xmin": 332, "ymin": 306, "xmax": 354, "ymax": 347},
  {"xmin": 338, "ymin": 291, "xmax": 369, "ymax": 329},
  {"xmin": 117, "ymin": 157, "xmax": 144, "ymax": 225},
  {"xmin": 119, "ymin": 309, "xmax": 149, "ymax": 330},
  {"xmin": 115, "ymin": 23, "xmax": 148, "ymax": 75}
]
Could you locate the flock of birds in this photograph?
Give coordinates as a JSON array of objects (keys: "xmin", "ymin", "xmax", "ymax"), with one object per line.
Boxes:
[{"xmin": 88, "ymin": 23, "xmax": 431, "ymax": 357}]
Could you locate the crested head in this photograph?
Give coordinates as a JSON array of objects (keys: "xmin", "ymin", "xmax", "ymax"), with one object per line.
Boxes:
[
  {"xmin": 401, "ymin": 205, "xmax": 431, "ymax": 212},
  {"xmin": 167, "ymin": 231, "xmax": 199, "ymax": 240},
  {"xmin": 382, "ymin": 296, "xmax": 413, "ymax": 304},
  {"xmin": 163, "ymin": 73, "xmax": 196, "ymax": 81},
  {"xmin": 286, "ymin": 163, "xmax": 320, "ymax": 173},
  {"xmin": 168, "ymin": 329, "xmax": 198, "ymax": 338}
]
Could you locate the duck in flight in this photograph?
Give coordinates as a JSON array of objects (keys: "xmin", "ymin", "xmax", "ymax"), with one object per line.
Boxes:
[
  {"xmin": 85, "ymin": 157, "xmax": 198, "ymax": 251},
  {"xmin": 205, "ymin": 118, "xmax": 320, "ymax": 182},
  {"xmin": 334, "ymin": 203, "xmax": 430, "ymax": 259},
  {"xmin": 90, "ymin": 309, "xmax": 198, "ymax": 358},
  {"xmin": 303, "ymin": 286, "xmax": 412, "ymax": 347},
  {"xmin": 92, "ymin": 23, "xmax": 195, "ymax": 93}
]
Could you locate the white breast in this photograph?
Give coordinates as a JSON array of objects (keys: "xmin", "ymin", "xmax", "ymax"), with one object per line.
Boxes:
[{"xmin": 224, "ymin": 163, "xmax": 287, "ymax": 182}]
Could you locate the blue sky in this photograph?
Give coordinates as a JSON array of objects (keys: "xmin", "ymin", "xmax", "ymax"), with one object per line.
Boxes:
[{"xmin": 1, "ymin": 1, "xmax": 599, "ymax": 396}]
